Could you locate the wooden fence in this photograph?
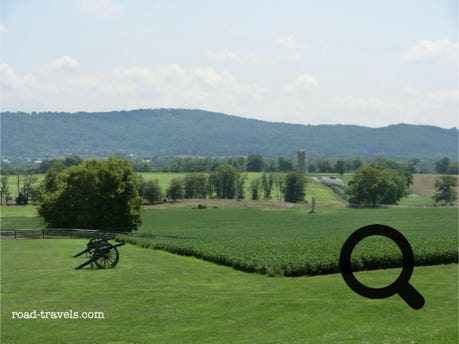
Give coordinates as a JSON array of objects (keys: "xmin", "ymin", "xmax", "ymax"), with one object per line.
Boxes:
[
  {"xmin": 0, "ymin": 228, "xmax": 99, "ymax": 239},
  {"xmin": 0, "ymin": 229, "xmax": 191, "ymax": 240}
]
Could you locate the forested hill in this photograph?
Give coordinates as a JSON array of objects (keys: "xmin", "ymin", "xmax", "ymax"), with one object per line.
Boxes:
[{"xmin": 1, "ymin": 109, "xmax": 457, "ymax": 160}]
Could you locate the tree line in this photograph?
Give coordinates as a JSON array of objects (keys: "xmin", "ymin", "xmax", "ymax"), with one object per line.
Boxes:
[
  {"xmin": 125, "ymin": 155, "xmax": 459, "ymax": 175},
  {"xmin": 2, "ymin": 154, "xmax": 457, "ymax": 175},
  {"xmin": 1, "ymin": 155, "xmax": 457, "ymax": 209},
  {"xmin": 1, "ymin": 156, "xmax": 456, "ymax": 232},
  {"xmin": 138, "ymin": 166, "xmax": 306, "ymax": 204},
  {"xmin": 22, "ymin": 158, "xmax": 306, "ymax": 231}
]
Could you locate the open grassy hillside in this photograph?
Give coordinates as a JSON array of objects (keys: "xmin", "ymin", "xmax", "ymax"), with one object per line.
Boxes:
[{"xmin": 1, "ymin": 239, "xmax": 457, "ymax": 343}]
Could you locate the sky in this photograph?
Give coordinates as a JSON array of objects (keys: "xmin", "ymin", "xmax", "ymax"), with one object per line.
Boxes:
[{"xmin": 0, "ymin": 0, "xmax": 458, "ymax": 128}]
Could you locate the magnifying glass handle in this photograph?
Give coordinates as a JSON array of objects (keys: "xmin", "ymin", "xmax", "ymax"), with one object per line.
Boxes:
[{"xmin": 398, "ymin": 283, "xmax": 425, "ymax": 310}]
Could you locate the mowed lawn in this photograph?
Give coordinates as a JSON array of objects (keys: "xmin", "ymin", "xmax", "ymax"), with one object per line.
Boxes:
[{"xmin": 1, "ymin": 239, "xmax": 458, "ymax": 344}]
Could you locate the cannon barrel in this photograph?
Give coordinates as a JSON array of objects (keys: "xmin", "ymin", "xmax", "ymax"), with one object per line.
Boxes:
[
  {"xmin": 73, "ymin": 237, "xmax": 125, "ymax": 270},
  {"xmin": 74, "ymin": 255, "xmax": 99, "ymax": 270},
  {"xmin": 73, "ymin": 248, "xmax": 90, "ymax": 258},
  {"xmin": 101, "ymin": 235, "xmax": 116, "ymax": 241}
]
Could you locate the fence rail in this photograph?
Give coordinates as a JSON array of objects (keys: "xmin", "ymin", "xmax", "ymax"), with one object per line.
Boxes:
[
  {"xmin": 0, "ymin": 228, "xmax": 100, "ymax": 239},
  {"xmin": 0, "ymin": 228, "xmax": 193, "ymax": 240}
]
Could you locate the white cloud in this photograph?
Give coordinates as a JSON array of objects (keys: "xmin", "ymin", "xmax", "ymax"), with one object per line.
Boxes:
[
  {"xmin": 277, "ymin": 35, "xmax": 303, "ymax": 62},
  {"xmin": 45, "ymin": 56, "xmax": 81, "ymax": 71},
  {"xmin": 0, "ymin": 24, "xmax": 5, "ymax": 33},
  {"xmin": 0, "ymin": 63, "xmax": 35, "ymax": 89},
  {"xmin": 107, "ymin": 65, "xmax": 264, "ymax": 113},
  {"xmin": 208, "ymin": 49, "xmax": 257, "ymax": 64},
  {"xmin": 0, "ymin": 62, "xmax": 265, "ymax": 115},
  {"xmin": 0, "ymin": 64, "xmax": 35, "ymax": 107},
  {"xmin": 191, "ymin": 66, "xmax": 238, "ymax": 89},
  {"xmin": 80, "ymin": 0, "xmax": 120, "ymax": 17},
  {"xmin": 283, "ymin": 73, "xmax": 319, "ymax": 93},
  {"xmin": 401, "ymin": 39, "xmax": 458, "ymax": 63}
]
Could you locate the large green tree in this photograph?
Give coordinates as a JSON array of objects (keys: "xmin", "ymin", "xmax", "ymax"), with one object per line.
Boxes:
[
  {"xmin": 278, "ymin": 157, "xmax": 295, "ymax": 172},
  {"xmin": 283, "ymin": 172, "xmax": 307, "ymax": 203},
  {"xmin": 433, "ymin": 175, "xmax": 458, "ymax": 205},
  {"xmin": 246, "ymin": 154, "xmax": 264, "ymax": 172},
  {"xmin": 0, "ymin": 175, "xmax": 11, "ymax": 205},
  {"xmin": 335, "ymin": 160, "xmax": 346, "ymax": 176},
  {"xmin": 209, "ymin": 163, "xmax": 238, "ymax": 199},
  {"xmin": 184, "ymin": 173, "xmax": 208, "ymax": 199},
  {"xmin": 38, "ymin": 157, "xmax": 142, "ymax": 232},
  {"xmin": 348, "ymin": 166, "xmax": 412, "ymax": 207},
  {"xmin": 138, "ymin": 176, "xmax": 163, "ymax": 204},
  {"xmin": 435, "ymin": 157, "xmax": 450, "ymax": 174},
  {"xmin": 249, "ymin": 177, "xmax": 261, "ymax": 200},
  {"xmin": 167, "ymin": 178, "xmax": 185, "ymax": 201},
  {"xmin": 261, "ymin": 173, "xmax": 274, "ymax": 200},
  {"xmin": 15, "ymin": 174, "xmax": 38, "ymax": 205}
]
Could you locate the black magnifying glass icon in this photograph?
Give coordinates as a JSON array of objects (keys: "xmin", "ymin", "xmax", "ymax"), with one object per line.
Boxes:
[{"xmin": 339, "ymin": 224, "xmax": 425, "ymax": 310}]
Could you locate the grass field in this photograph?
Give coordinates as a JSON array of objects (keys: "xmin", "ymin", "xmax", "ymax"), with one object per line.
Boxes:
[
  {"xmin": 410, "ymin": 174, "xmax": 449, "ymax": 197},
  {"xmin": 398, "ymin": 174, "xmax": 459, "ymax": 206},
  {"xmin": 0, "ymin": 205, "xmax": 43, "ymax": 229},
  {"xmin": 1, "ymin": 239, "xmax": 457, "ymax": 343}
]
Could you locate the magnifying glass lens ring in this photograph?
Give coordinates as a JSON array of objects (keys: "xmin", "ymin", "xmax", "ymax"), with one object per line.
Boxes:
[{"xmin": 340, "ymin": 224, "xmax": 415, "ymax": 299}]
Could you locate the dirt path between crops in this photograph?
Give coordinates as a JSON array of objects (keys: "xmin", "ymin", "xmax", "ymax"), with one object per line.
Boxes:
[{"xmin": 147, "ymin": 199, "xmax": 306, "ymax": 209}]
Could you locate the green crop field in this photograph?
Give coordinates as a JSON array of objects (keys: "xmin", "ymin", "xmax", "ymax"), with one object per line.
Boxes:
[
  {"xmin": 120, "ymin": 206, "xmax": 458, "ymax": 277},
  {"xmin": 1, "ymin": 239, "xmax": 457, "ymax": 343},
  {"xmin": 2, "ymin": 205, "xmax": 458, "ymax": 277}
]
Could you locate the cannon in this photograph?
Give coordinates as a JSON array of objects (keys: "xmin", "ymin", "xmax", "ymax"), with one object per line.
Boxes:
[{"xmin": 73, "ymin": 236, "xmax": 125, "ymax": 270}]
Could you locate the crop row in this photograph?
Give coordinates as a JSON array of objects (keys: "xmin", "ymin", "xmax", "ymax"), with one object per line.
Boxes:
[{"xmin": 118, "ymin": 235, "xmax": 458, "ymax": 277}]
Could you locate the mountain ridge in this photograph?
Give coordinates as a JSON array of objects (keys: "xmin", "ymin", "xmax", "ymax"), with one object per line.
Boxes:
[{"xmin": 1, "ymin": 108, "xmax": 457, "ymax": 160}]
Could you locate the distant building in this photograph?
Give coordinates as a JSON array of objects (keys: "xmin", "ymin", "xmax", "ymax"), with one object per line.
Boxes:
[{"xmin": 297, "ymin": 148, "xmax": 306, "ymax": 173}]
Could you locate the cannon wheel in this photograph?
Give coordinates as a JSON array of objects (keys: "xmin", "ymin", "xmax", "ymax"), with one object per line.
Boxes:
[{"xmin": 94, "ymin": 244, "xmax": 120, "ymax": 269}]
